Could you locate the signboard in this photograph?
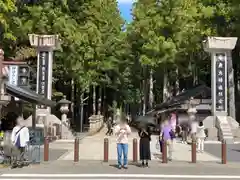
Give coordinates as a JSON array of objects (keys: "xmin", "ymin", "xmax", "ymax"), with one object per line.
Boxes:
[
  {"xmin": 9, "ymin": 65, "xmax": 19, "ymax": 86},
  {"xmin": 18, "ymin": 66, "xmax": 30, "ymax": 86},
  {"xmin": 215, "ymin": 53, "xmax": 226, "ymax": 112},
  {"xmin": 29, "ymin": 127, "xmax": 44, "ymax": 145},
  {"xmin": 27, "ymin": 127, "xmax": 44, "ymax": 164},
  {"xmin": 38, "ymin": 51, "xmax": 49, "ymax": 108}
]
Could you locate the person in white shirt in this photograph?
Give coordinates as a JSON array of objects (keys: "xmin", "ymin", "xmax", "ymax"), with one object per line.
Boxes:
[
  {"xmin": 114, "ymin": 117, "xmax": 131, "ymax": 169},
  {"xmin": 196, "ymin": 121, "xmax": 206, "ymax": 153},
  {"xmin": 11, "ymin": 116, "xmax": 29, "ymax": 167}
]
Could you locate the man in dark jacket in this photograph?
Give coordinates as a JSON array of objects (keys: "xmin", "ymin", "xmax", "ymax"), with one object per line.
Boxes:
[
  {"xmin": 106, "ymin": 117, "xmax": 113, "ymax": 136},
  {"xmin": 181, "ymin": 121, "xmax": 189, "ymax": 144}
]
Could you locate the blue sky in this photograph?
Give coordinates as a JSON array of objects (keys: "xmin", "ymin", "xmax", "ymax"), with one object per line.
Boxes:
[{"xmin": 117, "ymin": 0, "xmax": 133, "ymax": 22}]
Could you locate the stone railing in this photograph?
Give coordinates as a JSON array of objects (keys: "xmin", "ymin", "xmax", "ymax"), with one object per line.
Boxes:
[{"xmin": 88, "ymin": 115, "xmax": 104, "ymax": 135}]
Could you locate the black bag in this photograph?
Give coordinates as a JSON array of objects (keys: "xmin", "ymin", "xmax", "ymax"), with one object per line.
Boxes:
[
  {"xmin": 169, "ymin": 129, "xmax": 176, "ymax": 139},
  {"xmin": 159, "ymin": 140, "xmax": 163, "ymax": 153}
]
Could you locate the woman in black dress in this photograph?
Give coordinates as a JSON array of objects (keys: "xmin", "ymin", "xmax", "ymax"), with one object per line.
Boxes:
[{"xmin": 138, "ymin": 126, "xmax": 151, "ymax": 167}]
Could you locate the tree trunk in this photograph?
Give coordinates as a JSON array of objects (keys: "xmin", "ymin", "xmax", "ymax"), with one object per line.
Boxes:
[
  {"xmin": 93, "ymin": 86, "xmax": 96, "ymax": 115},
  {"xmin": 98, "ymin": 87, "xmax": 102, "ymax": 115},
  {"xmin": 162, "ymin": 67, "xmax": 170, "ymax": 121},
  {"xmin": 227, "ymin": 51, "xmax": 236, "ymax": 120},
  {"xmin": 142, "ymin": 79, "xmax": 146, "ymax": 115},
  {"xmin": 71, "ymin": 79, "xmax": 75, "ymax": 120},
  {"xmin": 175, "ymin": 68, "xmax": 180, "ymax": 95},
  {"xmin": 163, "ymin": 68, "xmax": 170, "ymax": 102},
  {"xmin": 80, "ymin": 93, "xmax": 84, "ymax": 132},
  {"xmin": 193, "ymin": 64, "xmax": 198, "ymax": 86},
  {"xmin": 149, "ymin": 69, "xmax": 154, "ymax": 110}
]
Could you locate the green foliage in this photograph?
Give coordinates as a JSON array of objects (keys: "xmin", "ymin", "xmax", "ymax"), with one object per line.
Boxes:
[
  {"xmin": 3, "ymin": 0, "xmax": 240, "ymax": 111},
  {"xmin": 0, "ymin": 0, "xmax": 16, "ymax": 42}
]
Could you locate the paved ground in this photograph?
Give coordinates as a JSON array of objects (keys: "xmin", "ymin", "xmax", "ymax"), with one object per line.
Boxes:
[
  {"xmin": 0, "ymin": 160, "xmax": 240, "ymax": 179},
  {"xmin": 205, "ymin": 143, "xmax": 240, "ymax": 162},
  {"xmin": 0, "ymin": 129, "xmax": 238, "ymax": 180},
  {"xmin": 58, "ymin": 128, "xmax": 220, "ymax": 163},
  {"xmin": 34, "ymin": 136, "xmax": 87, "ymax": 162}
]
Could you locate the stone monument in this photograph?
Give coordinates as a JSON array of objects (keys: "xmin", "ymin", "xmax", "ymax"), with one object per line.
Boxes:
[
  {"xmin": 27, "ymin": 34, "xmax": 73, "ymax": 139},
  {"xmin": 203, "ymin": 37, "xmax": 239, "ymax": 143}
]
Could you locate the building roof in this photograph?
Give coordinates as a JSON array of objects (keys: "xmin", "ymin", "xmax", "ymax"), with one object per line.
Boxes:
[
  {"xmin": 154, "ymin": 84, "xmax": 211, "ymax": 111},
  {"xmin": 6, "ymin": 83, "xmax": 56, "ymax": 106}
]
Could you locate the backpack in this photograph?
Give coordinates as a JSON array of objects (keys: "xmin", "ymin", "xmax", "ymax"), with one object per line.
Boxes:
[{"xmin": 15, "ymin": 126, "xmax": 25, "ymax": 148}]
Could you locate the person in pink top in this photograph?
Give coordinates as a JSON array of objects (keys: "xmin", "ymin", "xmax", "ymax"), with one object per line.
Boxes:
[{"xmin": 114, "ymin": 117, "xmax": 131, "ymax": 169}]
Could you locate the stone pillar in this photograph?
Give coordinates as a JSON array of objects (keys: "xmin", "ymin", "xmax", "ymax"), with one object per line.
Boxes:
[
  {"xmin": 203, "ymin": 37, "xmax": 238, "ymax": 143},
  {"xmin": 203, "ymin": 37, "xmax": 237, "ymax": 125},
  {"xmin": 61, "ymin": 114, "xmax": 67, "ymax": 136},
  {"xmin": 29, "ymin": 34, "xmax": 60, "ymax": 110},
  {"xmin": 227, "ymin": 51, "xmax": 236, "ymax": 120},
  {"xmin": 29, "ymin": 34, "xmax": 60, "ymax": 129}
]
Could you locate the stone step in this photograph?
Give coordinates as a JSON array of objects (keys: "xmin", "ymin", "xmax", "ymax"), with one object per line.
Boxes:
[
  {"xmin": 217, "ymin": 116, "xmax": 235, "ymax": 144},
  {"xmin": 225, "ymin": 138, "xmax": 234, "ymax": 144},
  {"xmin": 222, "ymin": 131, "xmax": 232, "ymax": 134}
]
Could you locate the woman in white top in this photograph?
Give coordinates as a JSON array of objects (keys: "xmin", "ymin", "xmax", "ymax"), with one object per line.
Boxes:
[
  {"xmin": 196, "ymin": 121, "xmax": 206, "ymax": 153},
  {"xmin": 114, "ymin": 117, "xmax": 131, "ymax": 169}
]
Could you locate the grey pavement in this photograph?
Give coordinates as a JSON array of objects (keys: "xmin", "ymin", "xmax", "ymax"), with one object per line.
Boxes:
[
  {"xmin": 27, "ymin": 147, "xmax": 68, "ymax": 163},
  {"xmin": 205, "ymin": 144, "xmax": 240, "ymax": 162},
  {"xmin": 0, "ymin": 160, "xmax": 240, "ymax": 180},
  {"xmin": 39, "ymin": 148, "xmax": 68, "ymax": 161}
]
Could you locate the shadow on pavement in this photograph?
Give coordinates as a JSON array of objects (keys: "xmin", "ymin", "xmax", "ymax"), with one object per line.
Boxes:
[
  {"xmin": 231, "ymin": 149, "xmax": 240, "ymax": 152},
  {"xmin": 205, "ymin": 144, "xmax": 240, "ymax": 162}
]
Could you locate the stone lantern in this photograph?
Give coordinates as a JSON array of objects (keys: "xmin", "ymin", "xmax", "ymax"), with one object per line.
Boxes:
[
  {"xmin": 58, "ymin": 95, "xmax": 71, "ymax": 139},
  {"xmin": 187, "ymin": 97, "xmax": 198, "ymax": 121},
  {"xmin": 187, "ymin": 97, "xmax": 200, "ymax": 141}
]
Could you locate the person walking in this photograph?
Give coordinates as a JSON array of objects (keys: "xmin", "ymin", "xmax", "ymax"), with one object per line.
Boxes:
[
  {"xmin": 114, "ymin": 116, "xmax": 131, "ymax": 169},
  {"xmin": 160, "ymin": 120, "xmax": 173, "ymax": 161},
  {"xmin": 196, "ymin": 121, "xmax": 206, "ymax": 153},
  {"xmin": 106, "ymin": 117, "xmax": 113, "ymax": 136},
  {"xmin": 138, "ymin": 126, "xmax": 151, "ymax": 167}
]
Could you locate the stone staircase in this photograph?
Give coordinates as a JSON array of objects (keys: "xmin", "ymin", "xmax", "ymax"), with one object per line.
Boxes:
[
  {"xmin": 216, "ymin": 116, "xmax": 234, "ymax": 144},
  {"xmin": 61, "ymin": 121, "xmax": 75, "ymax": 139}
]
